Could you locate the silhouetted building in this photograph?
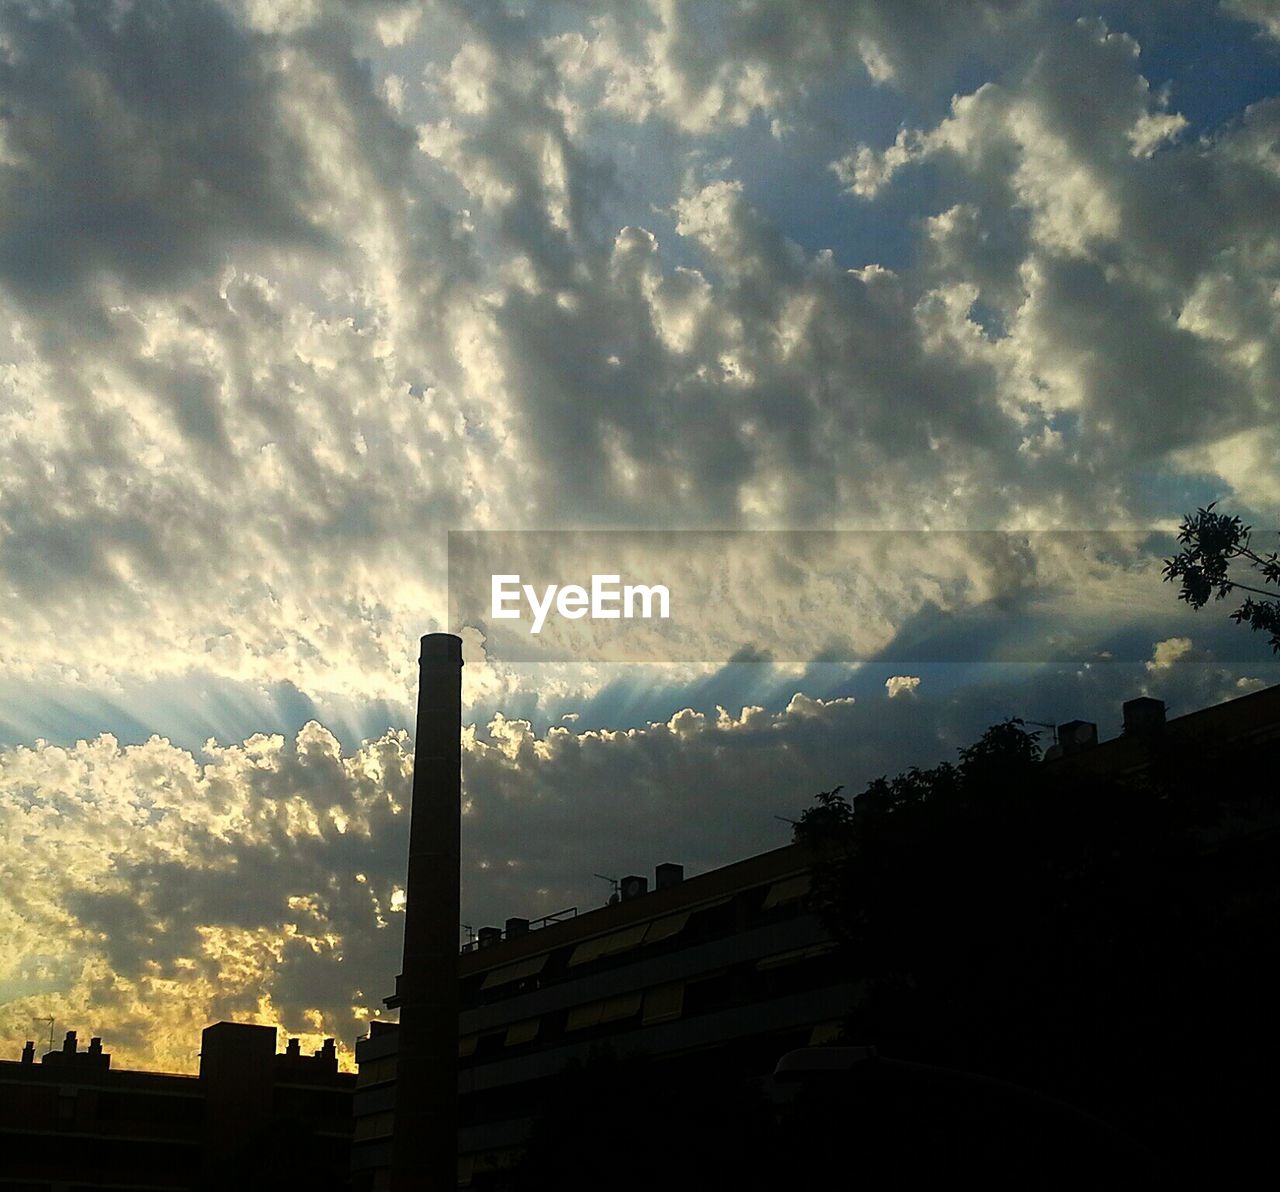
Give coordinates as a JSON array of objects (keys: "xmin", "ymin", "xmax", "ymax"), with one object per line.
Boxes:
[
  {"xmin": 1044, "ymin": 683, "xmax": 1280, "ymax": 771},
  {"xmin": 354, "ymin": 842, "xmax": 850, "ymax": 1188},
  {"xmin": 0, "ymin": 1022, "xmax": 354, "ymax": 1190},
  {"xmin": 356, "ymin": 676, "xmax": 1280, "ymax": 1188}
]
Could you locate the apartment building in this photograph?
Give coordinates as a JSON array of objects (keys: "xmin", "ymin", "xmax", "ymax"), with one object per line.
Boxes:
[
  {"xmin": 353, "ymin": 841, "xmax": 851, "ymax": 1189},
  {"xmin": 0, "ymin": 1022, "xmax": 354, "ymax": 1190}
]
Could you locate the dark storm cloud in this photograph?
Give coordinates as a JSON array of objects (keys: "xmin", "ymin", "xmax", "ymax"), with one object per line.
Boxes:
[{"xmin": 0, "ymin": 0, "xmax": 325, "ymax": 304}]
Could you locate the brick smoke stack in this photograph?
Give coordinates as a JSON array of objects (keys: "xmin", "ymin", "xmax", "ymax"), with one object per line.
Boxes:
[{"xmin": 391, "ymin": 633, "xmax": 463, "ymax": 1190}]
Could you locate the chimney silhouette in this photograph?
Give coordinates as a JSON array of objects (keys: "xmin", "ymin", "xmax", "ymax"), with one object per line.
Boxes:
[{"xmin": 391, "ymin": 633, "xmax": 463, "ymax": 1190}]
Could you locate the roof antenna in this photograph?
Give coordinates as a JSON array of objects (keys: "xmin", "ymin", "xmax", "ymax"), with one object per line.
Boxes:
[
  {"xmin": 38, "ymin": 1016, "xmax": 54, "ymax": 1055},
  {"xmin": 1023, "ymin": 720, "xmax": 1058, "ymax": 746},
  {"xmin": 594, "ymin": 873, "xmax": 621, "ymax": 905}
]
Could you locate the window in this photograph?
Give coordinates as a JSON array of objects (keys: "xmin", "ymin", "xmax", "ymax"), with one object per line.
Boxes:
[
  {"xmin": 354, "ymin": 1110, "xmax": 395, "ymax": 1140},
  {"xmin": 357, "ymin": 1055, "xmax": 398, "ymax": 1085}
]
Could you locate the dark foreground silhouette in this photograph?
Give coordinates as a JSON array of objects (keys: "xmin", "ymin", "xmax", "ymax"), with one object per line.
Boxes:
[{"xmin": 501, "ymin": 710, "xmax": 1277, "ymax": 1189}]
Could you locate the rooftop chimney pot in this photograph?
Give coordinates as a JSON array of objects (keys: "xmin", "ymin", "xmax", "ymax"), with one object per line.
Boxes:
[
  {"xmin": 620, "ymin": 875, "xmax": 648, "ymax": 900},
  {"xmin": 1123, "ymin": 697, "xmax": 1166, "ymax": 736},
  {"xmin": 655, "ymin": 863, "xmax": 684, "ymax": 890},
  {"xmin": 1057, "ymin": 720, "xmax": 1098, "ymax": 755}
]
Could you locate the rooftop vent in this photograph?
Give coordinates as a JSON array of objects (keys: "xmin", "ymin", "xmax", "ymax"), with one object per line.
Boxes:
[
  {"xmin": 655, "ymin": 863, "xmax": 684, "ymax": 890},
  {"xmin": 478, "ymin": 926, "xmax": 502, "ymax": 948},
  {"xmin": 1057, "ymin": 720, "xmax": 1098, "ymax": 756},
  {"xmin": 1123, "ymin": 697, "xmax": 1166, "ymax": 736},
  {"xmin": 619, "ymin": 875, "xmax": 648, "ymax": 901}
]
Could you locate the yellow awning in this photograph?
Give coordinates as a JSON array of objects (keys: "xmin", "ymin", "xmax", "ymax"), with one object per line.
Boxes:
[
  {"xmin": 762, "ymin": 873, "xmax": 811, "ymax": 909},
  {"xmin": 756, "ymin": 941, "xmax": 836, "ymax": 970},
  {"xmin": 566, "ymin": 1001, "xmax": 604, "ymax": 1031},
  {"xmin": 598, "ymin": 991, "xmax": 643, "ymax": 1023},
  {"xmin": 642, "ymin": 982, "xmax": 685, "ymax": 1025},
  {"xmin": 479, "ymin": 952, "xmax": 549, "ymax": 989},
  {"xmin": 567, "ymin": 934, "xmax": 613, "ymax": 968},
  {"xmin": 569, "ymin": 921, "xmax": 648, "ymax": 966},
  {"xmin": 504, "ymin": 1018, "xmax": 540, "ymax": 1046},
  {"xmin": 566, "ymin": 991, "xmax": 642, "ymax": 1031},
  {"xmin": 601, "ymin": 923, "xmax": 649, "ymax": 956},
  {"xmin": 809, "ymin": 1021, "xmax": 844, "ymax": 1046},
  {"xmin": 643, "ymin": 911, "xmax": 689, "ymax": 945}
]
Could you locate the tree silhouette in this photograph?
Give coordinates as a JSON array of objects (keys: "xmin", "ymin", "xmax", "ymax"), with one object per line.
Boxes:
[
  {"xmin": 1163, "ymin": 502, "xmax": 1280, "ymax": 652},
  {"xmin": 794, "ymin": 717, "xmax": 1280, "ymax": 1184}
]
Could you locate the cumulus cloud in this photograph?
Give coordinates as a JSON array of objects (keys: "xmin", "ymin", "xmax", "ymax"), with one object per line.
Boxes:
[
  {"xmin": 541, "ymin": 0, "xmax": 1042, "ymax": 132},
  {"xmin": 1224, "ymin": 0, "xmax": 1280, "ymax": 42},
  {"xmin": 0, "ymin": 722, "xmax": 412, "ymax": 1070},
  {"xmin": 1147, "ymin": 636, "xmax": 1195, "ymax": 671},
  {"xmin": 5, "ymin": 1, "xmax": 1279, "ymax": 706},
  {"xmin": 8, "ymin": 650, "xmax": 1277, "ymax": 1068},
  {"xmin": 2, "ymin": 0, "xmax": 1280, "ymax": 1068},
  {"xmin": 0, "ymin": 691, "xmax": 920, "ymax": 1067},
  {"xmin": 0, "ymin": 0, "xmax": 489, "ymax": 698},
  {"xmin": 836, "ymin": 17, "xmax": 1280, "ymax": 485},
  {"xmin": 0, "ymin": 0, "xmax": 321, "ymax": 304},
  {"xmin": 885, "ymin": 675, "xmax": 921, "ymax": 698}
]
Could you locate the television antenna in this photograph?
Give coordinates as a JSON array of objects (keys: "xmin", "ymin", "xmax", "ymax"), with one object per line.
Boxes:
[
  {"xmin": 38, "ymin": 1016, "xmax": 54, "ymax": 1054},
  {"xmin": 593, "ymin": 873, "xmax": 621, "ymax": 905},
  {"xmin": 1023, "ymin": 720, "xmax": 1058, "ymax": 746}
]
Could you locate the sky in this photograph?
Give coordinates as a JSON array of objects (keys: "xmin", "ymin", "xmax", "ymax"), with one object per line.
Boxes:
[{"xmin": 1, "ymin": 0, "xmax": 1278, "ymax": 1072}]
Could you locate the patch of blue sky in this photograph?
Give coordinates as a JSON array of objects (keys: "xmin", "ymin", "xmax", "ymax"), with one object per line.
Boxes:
[
  {"xmin": 0, "ymin": 675, "xmax": 413, "ymax": 755},
  {"xmin": 1089, "ymin": 0, "xmax": 1280, "ymax": 138},
  {"xmin": 577, "ymin": 67, "xmax": 947, "ymax": 276},
  {"xmin": 723, "ymin": 112, "xmax": 939, "ymax": 274},
  {"xmin": 1126, "ymin": 469, "xmax": 1235, "ymax": 524}
]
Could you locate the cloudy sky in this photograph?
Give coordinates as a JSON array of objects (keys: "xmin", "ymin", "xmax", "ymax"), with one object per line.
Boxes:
[{"xmin": 2, "ymin": 0, "xmax": 1278, "ymax": 1071}]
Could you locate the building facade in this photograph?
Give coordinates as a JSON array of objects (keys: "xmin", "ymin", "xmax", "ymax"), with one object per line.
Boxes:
[
  {"xmin": 355, "ymin": 677, "xmax": 1280, "ymax": 1188},
  {"xmin": 354, "ymin": 842, "xmax": 853, "ymax": 1189},
  {"xmin": 0, "ymin": 1022, "xmax": 355, "ymax": 1190}
]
